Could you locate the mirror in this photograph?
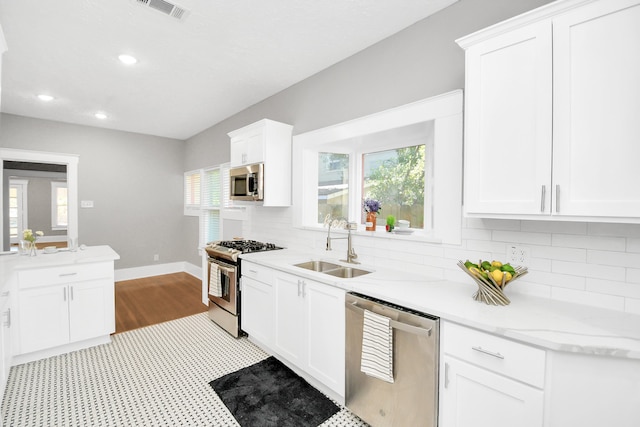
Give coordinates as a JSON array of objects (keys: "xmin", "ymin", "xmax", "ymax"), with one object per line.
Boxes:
[{"xmin": 0, "ymin": 148, "xmax": 78, "ymax": 251}]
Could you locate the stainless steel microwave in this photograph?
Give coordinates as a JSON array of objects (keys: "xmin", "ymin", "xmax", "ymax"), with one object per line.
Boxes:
[{"xmin": 230, "ymin": 163, "xmax": 264, "ymax": 201}]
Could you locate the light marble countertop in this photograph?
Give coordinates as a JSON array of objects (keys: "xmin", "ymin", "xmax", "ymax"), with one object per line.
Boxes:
[{"xmin": 240, "ymin": 248, "xmax": 640, "ymax": 360}]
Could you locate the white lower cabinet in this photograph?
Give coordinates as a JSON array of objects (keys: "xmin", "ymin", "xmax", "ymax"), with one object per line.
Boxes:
[
  {"xmin": 0, "ymin": 290, "xmax": 12, "ymax": 394},
  {"xmin": 272, "ymin": 271, "xmax": 346, "ymax": 397},
  {"xmin": 440, "ymin": 321, "xmax": 545, "ymax": 427},
  {"xmin": 240, "ymin": 275, "xmax": 274, "ymax": 347},
  {"xmin": 15, "ymin": 262, "xmax": 115, "ymax": 357}
]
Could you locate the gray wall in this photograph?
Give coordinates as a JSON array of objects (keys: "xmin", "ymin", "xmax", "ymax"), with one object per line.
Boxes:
[
  {"xmin": 0, "ymin": 113, "xmax": 188, "ymax": 269},
  {"xmin": 183, "ymin": 0, "xmax": 553, "ymax": 264}
]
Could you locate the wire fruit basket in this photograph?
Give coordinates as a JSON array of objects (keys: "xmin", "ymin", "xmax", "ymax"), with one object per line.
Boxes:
[{"xmin": 457, "ymin": 260, "xmax": 528, "ymax": 306}]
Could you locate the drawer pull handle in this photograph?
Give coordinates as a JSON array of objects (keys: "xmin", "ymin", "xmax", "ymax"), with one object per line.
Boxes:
[
  {"xmin": 1, "ymin": 291, "xmax": 9, "ymax": 297},
  {"xmin": 248, "ymin": 270, "xmax": 258, "ymax": 274},
  {"xmin": 472, "ymin": 346, "xmax": 504, "ymax": 359},
  {"xmin": 59, "ymin": 272, "xmax": 78, "ymax": 277}
]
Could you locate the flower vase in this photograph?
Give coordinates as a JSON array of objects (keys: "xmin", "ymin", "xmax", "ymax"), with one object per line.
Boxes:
[
  {"xmin": 28, "ymin": 241, "xmax": 37, "ymax": 257},
  {"xmin": 365, "ymin": 212, "xmax": 377, "ymax": 231}
]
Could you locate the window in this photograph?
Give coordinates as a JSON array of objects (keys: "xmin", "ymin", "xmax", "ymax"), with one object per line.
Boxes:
[
  {"xmin": 184, "ymin": 164, "xmax": 231, "ymax": 247},
  {"xmin": 315, "ymin": 125, "xmax": 431, "ymax": 231},
  {"xmin": 294, "ymin": 90, "xmax": 463, "ymax": 244},
  {"xmin": 184, "ymin": 170, "xmax": 201, "ymax": 216},
  {"xmin": 9, "ymin": 179, "xmax": 29, "ymax": 242},
  {"xmin": 363, "ymin": 145, "xmax": 425, "ymax": 229},
  {"xmin": 317, "ymin": 153, "xmax": 349, "ymax": 222},
  {"xmin": 51, "ymin": 181, "xmax": 68, "ymax": 230}
]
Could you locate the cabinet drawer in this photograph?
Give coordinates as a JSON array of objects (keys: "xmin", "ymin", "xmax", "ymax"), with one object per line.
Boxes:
[
  {"xmin": 443, "ymin": 321, "xmax": 546, "ymax": 388},
  {"xmin": 241, "ymin": 261, "xmax": 273, "ymax": 284},
  {"xmin": 18, "ymin": 262, "xmax": 114, "ymax": 289}
]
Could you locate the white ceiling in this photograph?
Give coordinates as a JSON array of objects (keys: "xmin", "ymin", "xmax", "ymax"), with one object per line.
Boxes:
[{"xmin": 0, "ymin": 0, "xmax": 456, "ymax": 140}]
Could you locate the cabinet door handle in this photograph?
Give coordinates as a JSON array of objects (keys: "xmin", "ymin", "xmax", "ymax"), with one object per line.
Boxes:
[
  {"xmin": 3, "ymin": 308, "xmax": 10, "ymax": 328},
  {"xmin": 63, "ymin": 287, "xmax": 67, "ymax": 301},
  {"xmin": 472, "ymin": 346, "xmax": 504, "ymax": 359},
  {"xmin": 297, "ymin": 280, "xmax": 301, "ymax": 297},
  {"xmin": 70, "ymin": 286, "xmax": 74, "ymax": 301},
  {"xmin": 444, "ymin": 362, "xmax": 450, "ymax": 389},
  {"xmin": 540, "ymin": 185, "xmax": 546, "ymax": 212},
  {"xmin": 301, "ymin": 281, "xmax": 306, "ymax": 298},
  {"xmin": 555, "ymin": 185, "xmax": 560, "ymax": 213},
  {"xmin": 59, "ymin": 272, "xmax": 78, "ymax": 277}
]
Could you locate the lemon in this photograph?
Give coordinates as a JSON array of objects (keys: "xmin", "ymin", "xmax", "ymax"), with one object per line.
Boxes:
[
  {"xmin": 490, "ymin": 269, "xmax": 504, "ymax": 284},
  {"xmin": 504, "ymin": 272, "xmax": 513, "ymax": 282},
  {"xmin": 491, "ymin": 260, "xmax": 503, "ymax": 268}
]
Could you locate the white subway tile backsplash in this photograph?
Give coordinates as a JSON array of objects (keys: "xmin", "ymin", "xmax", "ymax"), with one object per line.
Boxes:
[
  {"xmin": 627, "ymin": 238, "xmax": 640, "ymax": 253},
  {"xmin": 465, "ymin": 239, "xmax": 506, "ymax": 254},
  {"xmin": 521, "ymin": 220, "xmax": 587, "ymax": 235},
  {"xmin": 249, "ymin": 206, "xmax": 640, "ymax": 314},
  {"xmin": 627, "ymin": 268, "xmax": 640, "ymax": 284},
  {"xmin": 552, "ymin": 233, "xmax": 626, "ymax": 251},
  {"xmin": 531, "ymin": 245, "xmax": 586, "ymax": 262},
  {"xmin": 461, "ymin": 228, "xmax": 493, "ymax": 240},
  {"xmin": 587, "ymin": 250, "xmax": 640, "ymax": 268},
  {"xmin": 588, "ymin": 222, "xmax": 640, "ymax": 238},
  {"xmin": 552, "ymin": 260, "xmax": 626, "ymax": 281},
  {"xmin": 586, "ymin": 278, "xmax": 640, "ymax": 299},
  {"xmin": 551, "ymin": 287, "xmax": 625, "ymax": 311},
  {"xmin": 625, "ymin": 298, "xmax": 640, "ymax": 315},
  {"xmin": 528, "ymin": 271, "xmax": 585, "ymax": 290},
  {"xmin": 492, "ymin": 230, "xmax": 551, "ymax": 245}
]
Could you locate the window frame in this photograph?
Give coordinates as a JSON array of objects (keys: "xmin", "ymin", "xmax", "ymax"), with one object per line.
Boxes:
[
  {"xmin": 292, "ymin": 90, "xmax": 463, "ymax": 244},
  {"xmin": 184, "ymin": 163, "xmax": 232, "ymax": 248},
  {"xmin": 50, "ymin": 181, "xmax": 68, "ymax": 231}
]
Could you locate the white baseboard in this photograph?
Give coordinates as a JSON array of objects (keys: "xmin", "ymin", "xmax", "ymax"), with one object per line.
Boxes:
[{"xmin": 115, "ymin": 261, "xmax": 202, "ymax": 282}]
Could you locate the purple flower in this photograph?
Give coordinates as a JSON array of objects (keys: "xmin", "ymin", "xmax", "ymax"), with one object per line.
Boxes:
[{"xmin": 363, "ymin": 198, "xmax": 382, "ymax": 213}]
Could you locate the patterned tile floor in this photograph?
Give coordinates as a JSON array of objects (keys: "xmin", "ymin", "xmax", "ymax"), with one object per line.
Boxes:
[{"xmin": 1, "ymin": 313, "xmax": 368, "ymax": 426}]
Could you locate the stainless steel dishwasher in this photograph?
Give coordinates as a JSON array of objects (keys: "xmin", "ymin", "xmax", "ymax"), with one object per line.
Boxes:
[{"xmin": 345, "ymin": 292, "xmax": 439, "ymax": 427}]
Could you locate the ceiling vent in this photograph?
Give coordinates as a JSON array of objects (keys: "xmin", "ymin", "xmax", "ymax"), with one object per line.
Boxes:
[{"xmin": 134, "ymin": 0, "xmax": 189, "ymax": 20}]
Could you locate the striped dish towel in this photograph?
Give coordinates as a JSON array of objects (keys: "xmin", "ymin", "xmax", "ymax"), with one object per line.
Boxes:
[
  {"xmin": 360, "ymin": 309, "xmax": 394, "ymax": 383},
  {"xmin": 208, "ymin": 262, "xmax": 222, "ymax": 298}
]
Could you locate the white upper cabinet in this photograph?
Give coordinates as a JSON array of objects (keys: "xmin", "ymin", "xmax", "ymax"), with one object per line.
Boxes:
[
  {"xmin": 458, "ymin": 0, "xmax": 640, "ymax": 222},
  {"xmin": 552, "ymin": 0, "xmax": 640, "ymax": 218},
  {"xmin": 229, "ymin": 119, "xmax": 293, "ymax": 206}
]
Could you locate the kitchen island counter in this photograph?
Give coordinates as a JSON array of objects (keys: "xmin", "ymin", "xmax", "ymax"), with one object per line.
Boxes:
[{"xmin": 240, "ymin": 248, "xmax": 640, "ymax": 360}]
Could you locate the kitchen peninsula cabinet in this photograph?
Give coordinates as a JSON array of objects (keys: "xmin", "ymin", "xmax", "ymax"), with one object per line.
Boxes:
[
  {"xmin": 12, "ymin": 252, "xmax": 117, "ymax": 364},
  {"xmin": 458, "ymin": 0, "xmax": 640, "ymax": 222},
  {"xmin": 228, "ymin": 119, "xmax": 293, "ymax": 206},
  {"xmin": 273, "ymin": 271, "xmax": 345, "ymax": 398}
]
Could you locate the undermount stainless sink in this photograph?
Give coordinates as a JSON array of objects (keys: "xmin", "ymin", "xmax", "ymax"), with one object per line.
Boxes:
[
  {"xmin": 323, "ymin": 267, "xmax": 371, "ymax": 278},
  {"xmin": 294, "ymin": 260, "xmax": 342, "ymax": 272},
  {"xmin": 294, "ymin": 261, "xmax": 371, "ymax": 278}
]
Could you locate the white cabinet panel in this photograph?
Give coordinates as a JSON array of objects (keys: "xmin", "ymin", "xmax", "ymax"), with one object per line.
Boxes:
[
  {"xmin": 442, "ymin": 356, "xmax": 544, "ymax": 427},
  {"xmin": 69, "ymin": 278, "xmax": 113, "ymax": 343},
  {"xmin": 459, "ymin": 0, "xmax": 640, "ymax": 222},
  {"xmin": 464, "ymin": 21, "xmax": 552, "ymax": 215},
  {"xmin": 273, "ymin": 272, "xmax": 305, "ymax": 366},
  {"xmin": 273, "ymin": 270, "xmax": 346, "ymax": 397},
  {"xmin": 18, "ymin": 284, "xmax": 69, "ymax": 354},
  {"xmin": 241, "ymin": 275, "xmax": 274, "ymax": 347},
  {"xmin": 304, "ymin": 280, "xmax": 345, "ymax": 395},
  {"xmin": 552, "ymin": 0, "xmax": 640, "ymax": 217}
]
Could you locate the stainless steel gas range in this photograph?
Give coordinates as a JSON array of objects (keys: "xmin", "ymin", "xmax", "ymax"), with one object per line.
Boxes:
[{"xmin": 204, "ymin": 240, "xmax": 282, "ymax": 337}]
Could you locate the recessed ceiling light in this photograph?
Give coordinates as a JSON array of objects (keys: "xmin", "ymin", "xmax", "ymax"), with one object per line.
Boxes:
[
  {"xmin": 118, "ymin": 54, "xmax": 138, "ymax": 65},
  {"xmin": 37, "ymin": 94, "xmax": 54, "ymax": 102},
  {"xmin": 95, "ymin": 112, "xmax": 108, "ymax": 120}
]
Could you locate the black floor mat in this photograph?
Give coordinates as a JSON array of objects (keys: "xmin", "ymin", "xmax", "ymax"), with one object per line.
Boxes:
[{"xmin": 210, "ymin": 356, "xmax": 340, "ymax": 427}]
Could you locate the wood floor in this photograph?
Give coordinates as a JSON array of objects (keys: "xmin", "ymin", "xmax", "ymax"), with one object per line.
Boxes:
[{"xmin": 115, "ymin": 272, "xmax": 208, "ymax": 334}]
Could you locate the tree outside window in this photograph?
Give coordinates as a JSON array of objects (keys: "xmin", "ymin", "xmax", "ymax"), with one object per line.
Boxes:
[{"xmin": 363, "ymin": 145, "xmax": 425, "ymax": 228}]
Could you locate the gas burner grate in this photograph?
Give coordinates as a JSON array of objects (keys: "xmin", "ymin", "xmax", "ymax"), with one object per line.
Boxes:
[{"xmin": 217, "ymin": 240, "xmax": 280, "ymax": 253}]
